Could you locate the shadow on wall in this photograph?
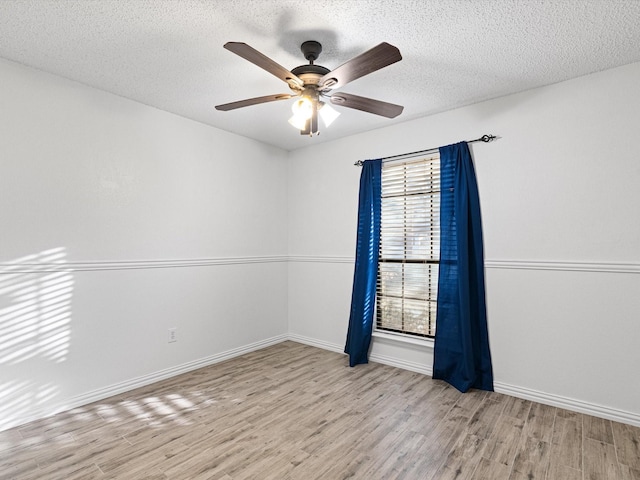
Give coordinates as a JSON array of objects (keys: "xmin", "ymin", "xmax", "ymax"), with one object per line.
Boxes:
[
  {"xmin": 0, "ymin": 249, "xmax": 210, "ymax": 435},
  {"xmin": 0, "ymin": 247, "xmax": 73, "ymax": 430}
]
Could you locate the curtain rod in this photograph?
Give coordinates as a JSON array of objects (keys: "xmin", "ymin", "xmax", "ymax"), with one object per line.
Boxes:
[{"xmin": 353, "ymin": 134, "xmax": 497, "ymax": 166}]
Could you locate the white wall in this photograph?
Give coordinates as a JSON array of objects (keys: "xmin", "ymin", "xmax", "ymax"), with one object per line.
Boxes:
[
  {"xmin": 0, "ymin": 59, "xmax": 289, "ymax": 430},
  {"xmin": 288, "ymin": 61, "xmax": 640, "ymax": 425}
]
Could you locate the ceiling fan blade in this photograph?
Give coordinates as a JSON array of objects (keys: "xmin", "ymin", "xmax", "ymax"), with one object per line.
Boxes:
[
  {"xmin": 215, "ymin": 93, "xmax": 296, "ymax": 111},
  {"xmin": 329, "ymin": 92, "xmax": 403, "ymax": 118},
  {"xmin": 224, "ymin": 42, "xmax": 303, "ymax": 88},
  {"xmin": 319, "ymin": 42, "xmax": 402, "ymax": 90}
]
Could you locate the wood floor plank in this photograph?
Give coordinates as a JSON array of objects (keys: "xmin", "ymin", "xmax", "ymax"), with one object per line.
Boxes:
[
  {"xmin": 433, "ymin": 432, "xmax": 487, "ymax": 480},
  {"xmin": 467, "ymin": 394, "xmax": 507, "ymax": 439},
  {"xmin": 502, "ymin": 395, "xmax": 532, "ymax": 421},
  {"xmin": 1, "ymin": 341, "xmax": 639, "ymax": 480},
  {"xmin": 523, "ymin": 402, "xmax": 556, "ymax": 443},
  {"xmin": 546, "ymin": 453, "xmax": 581, "ymax": 480},
  {"xmin": 612, "ymin": 420, "xmax": 640, "ymax": 470},
  {"xmin": 545, "ymin": 459, "xmax": 582, "ymax": 480},
  {"xmin": 316, "ymin": 448, "xmax": 372, "ymax": 480},
  {"xmin": 19, "ymin": 459, "xmax": 105, "ymax": 480},
  {"xmin": 555, "ymin": 407, "xmax": 581, "ymax": 421},
  {"xmin": 358, "ymin": 430, "xmax": 428, "ymax": 480},
  {"xmin": 160, "ymin": 446, "xmax": 229, "ymax": 479},
  {"xmin": 619, "ymin": 464, "xmax": 640, "ymax": 480},
  {"xmin": 509, "ymin": 435, "xmax": 551, "ymax": 480},
  {"xmin": 482, "ymin": 415, "xmax": 525, "ymax": 467},
  {"xmin": 472, "ymin": 457, "xmax": 511, "ymax": 480},
  {"xmin": 584, "ymin": 437, "xmax": 623, "ymax": 480},
  {"xmin": 0, "ymin": 456, "xmax": 39, "ymax": 480},
  {"xmin": 550, "ymin": 414, "xmax": 582, "ymax": 470},
  {"xmin": 585, "ymin": 414, "xmax": 615, "ymax": 444},
  {"xmin": 236, "ymin": 446, "xmax": 309, "ymax": 480}
]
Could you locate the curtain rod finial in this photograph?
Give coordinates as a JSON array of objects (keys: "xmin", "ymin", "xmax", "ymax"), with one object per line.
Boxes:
[{"xmin": 480, "ymin": 134, "xmax": 496, "ymax": 143}]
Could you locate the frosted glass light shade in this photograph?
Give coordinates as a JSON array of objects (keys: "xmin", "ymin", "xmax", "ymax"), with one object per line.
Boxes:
[
  {"xmin": 319, "ymin": 103, "xmax": 340, "ymax": 127},
  {"xmin": 291, "ymin": 97, "xmax": 313, "ymax": 118},
  {"xmin": 288, "ymin": 114, "xmax": 308, "ymax": 130}
]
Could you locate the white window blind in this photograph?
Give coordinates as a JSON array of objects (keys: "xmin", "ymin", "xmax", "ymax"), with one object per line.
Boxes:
[{"xmin": 376, "ymin": 155, "xmax": 440, "ymax": 338}]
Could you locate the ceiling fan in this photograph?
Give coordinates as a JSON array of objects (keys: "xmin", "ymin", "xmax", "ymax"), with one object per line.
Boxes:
[{"xmin": 215, "ymin": 40, "xmax": 404, "ymax": 136}]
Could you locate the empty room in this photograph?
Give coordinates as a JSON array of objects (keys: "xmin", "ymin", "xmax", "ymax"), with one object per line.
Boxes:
[{"xmin": 1, "ymin": 1, "xmax": 639, "ymax": 479}]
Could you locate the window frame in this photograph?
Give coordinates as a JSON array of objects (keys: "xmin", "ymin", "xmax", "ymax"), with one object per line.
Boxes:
[{"xmin": 374, "ymin": 154, "xmax": 440, "ymax": 341}]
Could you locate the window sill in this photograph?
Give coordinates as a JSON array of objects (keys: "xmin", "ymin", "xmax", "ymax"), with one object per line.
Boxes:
[{"xmin": 372, "ymin": 330, "xmax": 434, "ymax": 349}]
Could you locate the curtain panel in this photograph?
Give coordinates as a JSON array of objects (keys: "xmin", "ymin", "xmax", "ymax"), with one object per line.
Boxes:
[
  {"xmin": 344, "ymin": 159, "xmax": 382, "ymax": 367},
  {"xmin": 433, "ymin": 142, "xmax": 494, "ymax": 392}
]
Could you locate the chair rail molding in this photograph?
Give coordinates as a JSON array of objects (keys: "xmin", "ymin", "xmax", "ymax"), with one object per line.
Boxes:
[
  {"xmin": 0, "ymin": 255, "xmax": 289, "ymax": 274},
  {"xmin": 288, "ymin": 255, "xmax": 640, "ymax": 274},
  {"xmin": 6, "ymin": 255, "xmax": 637, "ymax": 274},
  {"xmin": 485, "ymin": 259, "xmax": 640, "ymax": 274}
]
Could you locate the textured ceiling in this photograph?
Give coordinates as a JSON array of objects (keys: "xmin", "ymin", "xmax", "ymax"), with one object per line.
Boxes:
[{"xmin": 1, "ymin": 0, "xmax": 640, "ymax": 151}]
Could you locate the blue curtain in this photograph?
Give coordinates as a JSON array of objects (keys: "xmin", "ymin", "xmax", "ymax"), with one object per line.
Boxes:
[
  {"xmin": 433, "ymin": 142, "xmax": 494, "ymax": 392},
  {"xmin": 344, "ymin": 159, "xmax": 382, "ymax": 367}
]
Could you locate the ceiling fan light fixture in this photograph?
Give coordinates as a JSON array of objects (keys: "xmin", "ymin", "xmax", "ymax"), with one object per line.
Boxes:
[
  {"xmin": 288, "ymin": 113, "xmax": 308, "ymax": 130},
  {"xmin": 291, "ymin": 97, "xmax": 313, "ymax": 118},
  {"xmin": 289, "ymin": 96, "xmax": 314, "ymax": 130},
  {"xmin": 319, "ymin": 102, "xmax": 340, "ymax": 127}
]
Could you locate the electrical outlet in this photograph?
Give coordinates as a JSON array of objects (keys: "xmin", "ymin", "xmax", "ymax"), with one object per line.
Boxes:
[{"xmin": 168, "ymin": 327, "xmax": 177, "ymax": 343}]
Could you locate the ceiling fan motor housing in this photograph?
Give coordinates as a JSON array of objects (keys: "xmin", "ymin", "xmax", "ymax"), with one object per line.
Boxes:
[
  {"xmin": 290, "ymin": 64, "xmax": 330, "ymax": 86},
  {"xmin": 290, "ymin": 41, "xmax": 331, "ymax": 89}
]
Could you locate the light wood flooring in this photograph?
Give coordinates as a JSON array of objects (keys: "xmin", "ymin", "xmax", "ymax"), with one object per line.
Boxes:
[{"xmin": 1, "ymin": 341, "xmax": 639, "ymax": 479}]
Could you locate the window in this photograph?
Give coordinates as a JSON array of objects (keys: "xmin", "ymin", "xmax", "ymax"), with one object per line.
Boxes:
[{"xmin": 376, "ymin": 155, "xmax": 440, "ymax": 338}]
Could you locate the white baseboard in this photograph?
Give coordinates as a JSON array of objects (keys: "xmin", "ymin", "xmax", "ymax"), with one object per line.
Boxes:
[
  {"xmin": 287, "ymin": 333, "xmax": 344, "ymax": 354},
  {"xmin": 493, "ymin": 381, "xmax": 640, "ymax": 427},
  {"xmin": 368, "ymin": 352, "xmax": 433, "ymax": 376},
  {"xmin": 288, "ymin": 333, "xmax": 433, "ymax": 375},
  {"xmin": 0, "ymin": 334, "xmax": 288, "ymax": 432},
  {"xmin": 286, "ymin": 334, "xmax": 640, "ymax": 427}
]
